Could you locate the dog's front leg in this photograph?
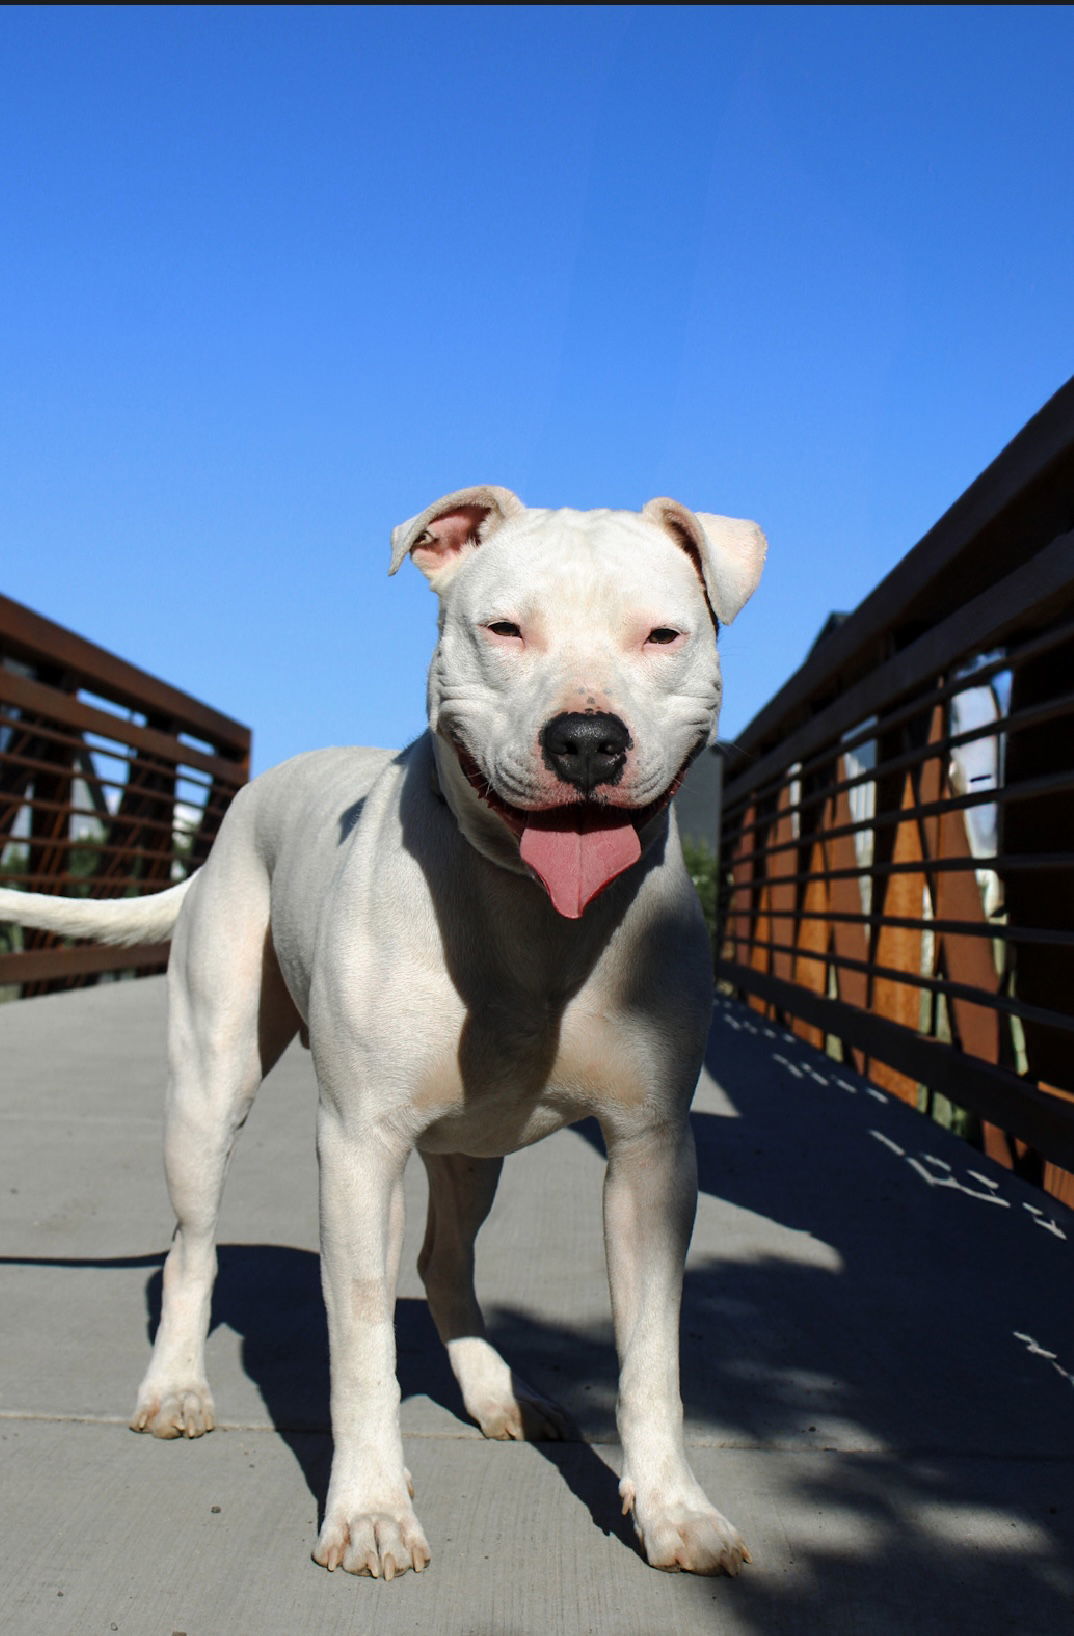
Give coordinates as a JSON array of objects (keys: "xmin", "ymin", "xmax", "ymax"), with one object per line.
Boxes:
[
  {"xmin": 602, "ymin": 1117, "xmax": 750, "ymax": 1575},
  {"xmin": 312, "ymin": 1105, "xmax": 430, "ymax": 1579}
]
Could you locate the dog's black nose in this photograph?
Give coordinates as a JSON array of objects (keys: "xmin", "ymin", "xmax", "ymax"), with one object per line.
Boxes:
[{"xmin": 541, "ymin": 712, "xmax": 631, "ymax": 793}]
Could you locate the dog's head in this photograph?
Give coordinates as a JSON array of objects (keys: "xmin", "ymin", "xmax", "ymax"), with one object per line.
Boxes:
[{"xmin": 390, "ymin": 486, "xmax": 765, "ymax": 918}]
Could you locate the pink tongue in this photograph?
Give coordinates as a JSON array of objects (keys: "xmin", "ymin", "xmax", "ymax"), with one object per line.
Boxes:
[{"xmin": 519, "ymin": 809, "xmax": 642, "ymax": 919}]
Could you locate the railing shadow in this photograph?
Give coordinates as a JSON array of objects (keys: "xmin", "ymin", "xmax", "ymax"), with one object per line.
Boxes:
[{"xmin": 677, "ymin": 997, "xmax": 1074, "ymax": 1631}]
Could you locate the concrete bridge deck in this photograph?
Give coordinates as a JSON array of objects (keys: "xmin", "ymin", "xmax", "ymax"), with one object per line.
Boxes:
[{"xmin": 2, "ymin": 977, "xmax": 1073, "ymax": 1635}]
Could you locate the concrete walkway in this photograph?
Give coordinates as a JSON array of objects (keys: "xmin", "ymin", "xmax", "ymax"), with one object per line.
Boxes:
[{"xmin": 2, "ymin": 977, "xmax": 1073, "ymax": 1636}]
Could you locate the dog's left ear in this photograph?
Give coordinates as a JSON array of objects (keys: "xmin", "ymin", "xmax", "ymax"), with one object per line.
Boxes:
[
  {"xmin": 389, "ymin": 485, "xmax": 525, "ymax": 590},
  {"xmin": 642, "ymin": 498, "xmax": 767, "ymax": 626}
]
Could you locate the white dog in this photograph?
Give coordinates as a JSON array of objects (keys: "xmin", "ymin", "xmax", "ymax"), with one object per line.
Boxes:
[{"xmin": 0, "ymin": 486, "xmax": 765, "ymax": 1579}]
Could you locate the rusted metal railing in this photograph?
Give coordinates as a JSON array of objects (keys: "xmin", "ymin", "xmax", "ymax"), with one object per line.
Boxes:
[
  {"xmin": 0, "ymin": 595, "xmax": 250, "ymax": 998},
  {"xmin": 718, "ymin": 377, "xmax": 1074, "ymax": 1207}
]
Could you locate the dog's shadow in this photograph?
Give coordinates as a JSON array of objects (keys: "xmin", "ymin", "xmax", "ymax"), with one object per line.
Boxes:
[{"xmin": 142, "ymin": 1244, "xmax": 634, "ymax": 1550}]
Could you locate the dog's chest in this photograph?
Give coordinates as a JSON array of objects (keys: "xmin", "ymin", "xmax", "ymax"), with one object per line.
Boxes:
[{"xmin": 412, "ymin": 996, "xmax": 650, "ymax": 1158}]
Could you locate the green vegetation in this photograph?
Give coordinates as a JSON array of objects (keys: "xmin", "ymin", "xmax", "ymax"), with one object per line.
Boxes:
[{"xmin": 682, "ymin": 837, "xmax": 719, "ymax": 953}]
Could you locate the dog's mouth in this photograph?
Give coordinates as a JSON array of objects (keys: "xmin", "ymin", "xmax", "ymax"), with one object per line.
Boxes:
[{"xmin": 452, "ymin": 743, "xmax": 691, "ymax": 919}]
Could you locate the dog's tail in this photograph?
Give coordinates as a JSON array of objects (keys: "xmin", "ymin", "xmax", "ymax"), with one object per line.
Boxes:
[{"xmin": 0, "ymin": 874, "xmax": 196, "ymax": 948}]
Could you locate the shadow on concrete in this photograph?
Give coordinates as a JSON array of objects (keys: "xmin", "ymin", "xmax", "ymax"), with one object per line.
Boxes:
[
  {"xmin": 138, "ymin": 982, "xmax": 1074, "ymax": 1633},
  {"xmin": 673, "ymin": 1000, "xmax": 1074, "ymax": 1633},
  {"xmin": 572, "ymin": 1002, "xmax": 1074, "ymax": 1450},
  {"xmin": 131, "ymin": 1246, "xmax": 633, "ymax": 1552},
  {"xmin": 6, "ymin": 993, "xmax": 1073, "ymax": 1627}
]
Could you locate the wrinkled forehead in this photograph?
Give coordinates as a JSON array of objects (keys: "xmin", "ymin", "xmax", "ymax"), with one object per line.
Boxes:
[{"xmin": 451, "ymin": 508, "xmax": 703, "ymax": 611}]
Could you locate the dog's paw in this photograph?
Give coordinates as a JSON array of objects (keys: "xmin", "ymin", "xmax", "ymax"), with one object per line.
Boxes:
[
  {"xmin": 447, "ymin": 1338, "xmax": 570, "ymax": 1441},
  {"xmin": 621, "ymin": 1479, "xmax": 751, "ymax": 1576},
  {"xmin": 314, "ymin": 1505, "xmax": 431, "ymax": 1579},
  {"xmin": 471, "ymin": 1378, "xmax": 571, "ymax": 1443},
  {"xmin": 130, "ymin": 1382, "xmax": 216, "ymax": 1439}
]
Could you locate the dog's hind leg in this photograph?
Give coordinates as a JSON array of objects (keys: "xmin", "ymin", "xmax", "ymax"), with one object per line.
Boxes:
[
  {"xmin": 417, "ymin": 1152, "xmax": 569, "ymax": 1441},
  {"xmin": 131, "ymin": 879, "xmax": 300, "ymax": 1439}
]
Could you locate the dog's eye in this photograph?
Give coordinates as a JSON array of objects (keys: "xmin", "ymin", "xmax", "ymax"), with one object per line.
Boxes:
[
  {"xmin": 646, "ymin": 627, "xmax": 680, "ymax": 646},
  {"xmin": 486, "ymin": 621, "xmax": 522, "ymax": 639}
]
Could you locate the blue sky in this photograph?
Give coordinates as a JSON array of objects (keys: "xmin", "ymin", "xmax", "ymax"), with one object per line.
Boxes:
[{"xmin": 2, "ymin": 5, "xmax": 1073, "ymax": 774}]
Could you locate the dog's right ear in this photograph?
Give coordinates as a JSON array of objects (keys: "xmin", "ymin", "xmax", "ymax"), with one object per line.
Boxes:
[
  {"xmin": 642, "ymin": 498, "xmax": 767, "ymax": 626},
  {"xmin": 389, "ymin": 485, "xmax": 525, "ymax": 591}
]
